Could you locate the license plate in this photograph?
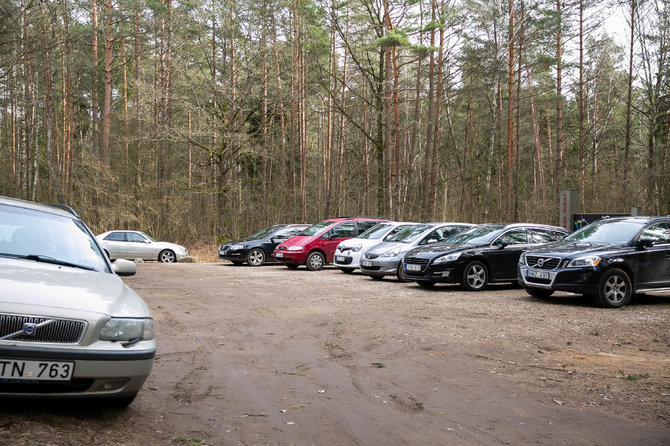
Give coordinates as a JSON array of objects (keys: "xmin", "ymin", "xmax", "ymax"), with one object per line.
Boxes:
[
  {"xmin": 0, "ymin": 359, "xmax": 74, "ymax": 381},
  {"xmin": 526, "ymin": 270, "xmax": 550, "ymax": 280},
  {"xmin": 361, "ymin": 260, "xmax": 373, "ymax": 267},
  {"xmin": 335, "ymin": 256, "xmax": 345, "ymax": 262},
  {"xmin": 405, "ymin": 264, "xmax": 421, "ymax": 272},
  {"xmin": 275, "ymin": 252, "xmax": 283, "ymax": 258}
]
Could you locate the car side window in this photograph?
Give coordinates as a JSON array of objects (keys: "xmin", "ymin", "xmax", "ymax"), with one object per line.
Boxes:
[
  {"xmin": 127, "ymin": 232, "xmax": 147, "ymax": 243},
  {"xmin": 529, "ymin": 230, "xmax": 557, "ymax": 244},
  {"xmin": 639, "ymin": 223, "xmax": 670, "ymax": 245},
  {"xmin": 273, "ymin": 228, "xmax": 296, "ymax": 239},
  {"xmin": 499, "ymin": 229, "xmax": 528, "ymax": 245},
  {"xmin": 421, "ymin": 229, "xmax": 443, "ymax": 245},
  {"xmin": 105, "ymin": 232, "xmax": 126, "ymax": 242},
  {"xmin": 356, "ymin": 221, "xmax": 378, "ymax": 234},
  {"xmin": 328, "ymin": 222, "xmax": 356, "ymax": 238}
]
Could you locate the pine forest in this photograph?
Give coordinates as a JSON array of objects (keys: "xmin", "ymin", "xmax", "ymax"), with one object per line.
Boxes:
[{"xmin": 1, "ymin": 0, "xmax": 669, "ymax": 243}]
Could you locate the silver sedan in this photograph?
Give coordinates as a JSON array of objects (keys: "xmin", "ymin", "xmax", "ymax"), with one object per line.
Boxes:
[
  {"xmin": 97, "ymin": 230, "xmax": 188, "ymax": 263},
  {"xmin": 0, "ymin": 196, "xmax": 155, "ymax": 407}
]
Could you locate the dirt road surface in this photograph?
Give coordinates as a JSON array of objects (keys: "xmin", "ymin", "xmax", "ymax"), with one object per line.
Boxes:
[{"xmin": 2, "ymin": 262, "xmax": 670, "ymax": 445}]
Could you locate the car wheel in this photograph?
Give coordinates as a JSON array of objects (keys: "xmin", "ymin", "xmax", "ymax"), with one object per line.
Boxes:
[
  {"xmin": 596, "ymin": 268, "xmax": 632, "ymax": 308},
  {"xmin": 286, "ymin": 263, "xmax": 300, "ymax": 269},
  {"xmin": 158, "ymin": 249, "xmax": 176, "ymax": 263},
  {"xmin": 339, "ymin": 268, "xmax": 355, "ymax": 274},
  {"xmin": 306, "ymin": 252, "xmax": 325, "ymax": 271},
  {"xmin": 396, "ymin": 264, "xmax": 408, "ymax": 282},
  {"xmin": 417, "ymin": 281, "xmax": 435, "ymax": 289},
  {"xmin": 461, "ymin": 260, "xmax": 488, "ymax": 291},
  {"xmin": 524, "ymin": 287, "xmax": 555, "ymax": 299},
  {"xmin": 247, "ymin": 248, "xmax": 266, "ymax": 266}
]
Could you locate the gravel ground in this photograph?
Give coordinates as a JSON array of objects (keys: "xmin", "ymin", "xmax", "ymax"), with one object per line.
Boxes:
[{"xmin": 1, "ymin": 262, "xmax": 669, "ymax": 446}]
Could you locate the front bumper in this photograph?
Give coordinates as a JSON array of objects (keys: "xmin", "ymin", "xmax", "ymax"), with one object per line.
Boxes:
[
  {"xmin": 334, "ymin": 251, "xmax": 363, "ymax": 268},
  {"xmin": 360, "ymin": 257, "xmax": 401, "ymax": 276},
  {"xmin": 403, "ymin": 263, "xmax": 460, "ymax": 283},
  {"xmin": 518, "ymin": 266, "xmax": 600, "ymax": 295},
  {"xmin": 0, "ymin": 343, "xmax": 155, "ymax": 398},
  {"xmin": 273, "ymin": 251, "xmax": 307, "ymax": 264}
]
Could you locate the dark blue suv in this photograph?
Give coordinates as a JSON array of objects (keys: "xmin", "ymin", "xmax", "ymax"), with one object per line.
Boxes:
[{"xmin": 518, "ymin": 217, "xmax": 670, "ymax": 308}]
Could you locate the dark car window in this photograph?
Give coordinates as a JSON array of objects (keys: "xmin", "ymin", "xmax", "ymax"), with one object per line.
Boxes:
[
  {"xmin": 252, "ymin": 226, "xmax": 282, "ymax": 239},
  {"xmin": 329, "ymin": 222, "xmax": 356, "ymax": 238},
  {"xmin": 497, "ymin": 228, "xmax": 527, "ymax": 245},
  {"xmin": 447, "ymin": 225, "xmax": 505, "ymax": 245},
  {"xmin": 639, "ymin": 223, "xmax": 670, "ymax": 245},
  {"xmin": 423, "ymin": 226, "xmax": 463, "ymax": 244},
  {"xmin": 356, "ymin": 221, "xmax": 379, "ymax": 234},
  {"xmin": 359, "ymin": 223, "xmax": 393, "ymax": 240},
  {"xmin": 127, "ymin": 232, "xmax": 147, "ymax": 243},
  {"xmin": 529, "ymin": 229, "xmax": 564, "ymax": 244},
  {"xmin": 273, "ymin": 227, "xmax": 297, "ymax": 239},
  {"xmin": 105, "ymin": 232, "xmax": 126, "ymax": 242}
]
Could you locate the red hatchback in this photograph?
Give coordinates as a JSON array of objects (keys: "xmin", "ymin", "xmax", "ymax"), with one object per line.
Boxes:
[{"xmin": 273, "ymin": 217, "xmax": 389, "ymax": 270}]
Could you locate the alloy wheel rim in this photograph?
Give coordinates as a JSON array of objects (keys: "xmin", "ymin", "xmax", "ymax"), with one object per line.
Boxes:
[
  {"xmin": 605, "ymin": 276, "xmax": 626, "ymax": 304},
  {"xmin": 467, "ymin": 266, "xmax": 485, "ymax": 288}
]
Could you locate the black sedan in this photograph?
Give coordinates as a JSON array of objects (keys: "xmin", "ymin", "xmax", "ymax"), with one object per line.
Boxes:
[
  {"xmin": 402, "ymin": 223, "xmax": 569, "ymax": 290},
  {"xmin": 518, "ymin": 216, "xmax": 670, "ymax": 308},
  {"xmin": 219, "ymin": 224, "xmax": 309, "ymax": 266}
]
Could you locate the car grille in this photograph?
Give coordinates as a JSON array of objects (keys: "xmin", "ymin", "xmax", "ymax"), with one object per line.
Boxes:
[
  {"xmin": 0, "ymin": 314, "xmax": 87, "ymax": 344},
  {"xmin": 524, "ymin": 256, "xmax": 561, "ymax": 270},
  {"xmin": 403, "ymin": 257, "xmax": 429, "ymax": 267}
]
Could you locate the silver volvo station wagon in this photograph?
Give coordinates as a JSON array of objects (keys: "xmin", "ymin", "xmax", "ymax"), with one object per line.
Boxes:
[{"xmin": 0, "ymin": 196, "xmax": 155, "ymax": 407}]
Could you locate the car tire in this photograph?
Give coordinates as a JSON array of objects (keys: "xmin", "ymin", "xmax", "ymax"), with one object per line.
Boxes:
[
  {"xmin": 339, "ymin": 267, "xmax": 355, "ymax": 274},
  {"xmin": 596, "ymin": 268, "xmax": 632, "ymax": 308},
  {"xmin": 158, "ymin": 249, "xmax": 176, "ymax": 263},
  {"xmin": 396, "ymin": 264, "xmax": 408, "ymax": 282},
  {"xmin": 417, "ymin": 281, "xmax": 435, "ymax": 289},
  {"xmin": 306, "ymin": 252, "xmax": 325, "ymax": 271},
  {"xmin": 524, "ymin": 287, "xmax": 555, "ymax": 299},
  {"xmin": 461, "ymin": 260, "xmax": 488, "ymax": 291},
  {"xmin": 247, "ymin": 248, "xmax": 266, "ymax": 267}
]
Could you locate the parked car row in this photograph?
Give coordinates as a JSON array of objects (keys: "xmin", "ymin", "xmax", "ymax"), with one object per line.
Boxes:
[{"xmin": 221, "ymin": 216, "xmax": 670, "ymax": 308}]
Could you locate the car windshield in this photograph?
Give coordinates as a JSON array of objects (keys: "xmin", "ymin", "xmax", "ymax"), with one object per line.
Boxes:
[
  {"xmin": 386, "ymin": 224, "xmax": 429, "ymax": 243},
  {"xmin": 446, "ymin": 225, "xmax": 505, "ymax": 245},
  {"xmin": 250, "ymin": 226, "xmax": 281, "ymax": 239},
  {"xmin": 0, "ymin": 204, "xmax": 110, "ymax": 272},
  {"xmin": 565, "ymin": 220, "xmax": 645, "ymax": 244},
  {"xmin": 139, "ymin": 232, "xmax": 157, "ymax": 242},
  {"xmin": 358, "ymin": 223, "xmax": 393, "ymax": 240},
  {"xmin": 298, "ymin": 221, "xmax": 333, "ymax": 236}
]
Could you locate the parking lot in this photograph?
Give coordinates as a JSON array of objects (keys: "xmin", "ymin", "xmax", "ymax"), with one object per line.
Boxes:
[{"xmin": 2, "ymin": 262, "xmax": 669, "ymax": 445}]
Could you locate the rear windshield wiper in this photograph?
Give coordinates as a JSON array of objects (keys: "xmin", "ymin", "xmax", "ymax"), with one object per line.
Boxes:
[{"xmin": 0, "ymin": 253, "xmax": 96, "ymax": 271}]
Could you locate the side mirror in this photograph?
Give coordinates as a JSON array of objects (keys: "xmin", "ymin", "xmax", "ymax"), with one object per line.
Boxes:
[
  {"xmin": 112, "ymin": 259, "xmax": 137, "ymax": 276},
  {"xmin": 495, "ymin": 238, "xmax": 508, "ymax": 249}
]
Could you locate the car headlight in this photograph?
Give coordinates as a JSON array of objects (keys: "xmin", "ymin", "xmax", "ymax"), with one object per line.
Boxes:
[
  {"xmin": 286, "ymin": 245, "xmax": 303, "ymax": 251},
  {"xmin": 351, "ymin": 245, "xmax": 362, "ymax": 252},
  {"xmin": 381, "ymin": 248, "xmax": 401, "ymax": 258},
  {"xmin": 567, "ymin": 256, "xmax": 601, "ymax": 267},
  {"xmin": 100, "ymin": 318, "xmax": 155, "ymax": 342},
  {"xmin": 433, "ymin": 252, "xmax": 461, "ymax": 265},
  {"xmin": 230, "ymin": 244, "xmax": 245, "ymax": 250}
]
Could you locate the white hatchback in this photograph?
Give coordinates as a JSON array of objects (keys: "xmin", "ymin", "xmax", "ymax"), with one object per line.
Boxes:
[
  {"xmin": 0, "ymin": 196, "xmax": 155, "ymax": 407},
  {"xmin": 333, "ymin": 222, "xmax": 418, "ymax": 273}
]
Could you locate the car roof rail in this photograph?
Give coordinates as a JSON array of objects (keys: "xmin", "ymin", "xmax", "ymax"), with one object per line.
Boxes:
[{"xmin": 49, "ymin": 203, "xmax": 80, "ymax": 218}]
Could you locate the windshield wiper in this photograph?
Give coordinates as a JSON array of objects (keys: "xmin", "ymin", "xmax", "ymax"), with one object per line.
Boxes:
[{"xmin": 0, "ymin": 253, "xmax": 96, "ymax": 271}]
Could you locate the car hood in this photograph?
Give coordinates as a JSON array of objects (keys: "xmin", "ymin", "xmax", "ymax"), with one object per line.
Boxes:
[
  {"xmin": 524, "ymin": 241, "xmax": 625, "ymax": 257},
  {"xmin": 338, "ymin": 238, "xmax": 384, "ymax": 249},
  {"xmin": 276, "ymin": 235, "xmax": 319, "ymax": 249},
  {"xmin": 405, "ymin": 243, "xmax": 483, "ymax": 259},
  {"xmin": 365, "ymin": 241, "xmax": 417, "ymax": 256},
  {"xmin": 0, "ymin": 258, "xmax": 151, "ymax": 319}
]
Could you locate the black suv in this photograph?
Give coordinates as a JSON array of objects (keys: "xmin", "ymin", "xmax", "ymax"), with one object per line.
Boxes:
[
  {"xmin": 518, "ymin": 216, "xmax": 670, "ymax": 308},
  {"xmin": 219, "ymin": 224, "xmax": 309, "ymax": 266},
  {"xmin": 402, "ymin": 223, "xmax": 568, "ymax": 291}
]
